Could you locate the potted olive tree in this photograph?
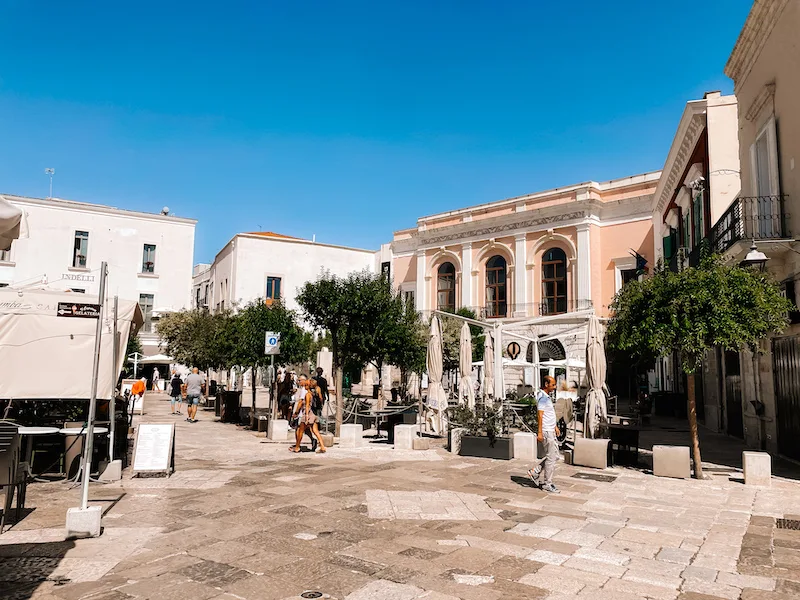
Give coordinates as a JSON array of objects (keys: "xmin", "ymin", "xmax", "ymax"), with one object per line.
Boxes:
[{"xmin": 448, "ymin": 404, "xmax": 513, "ymax": 460}]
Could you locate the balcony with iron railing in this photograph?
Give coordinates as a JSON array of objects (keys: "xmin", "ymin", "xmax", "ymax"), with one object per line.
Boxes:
[{"xmin": 669, "ymin": 195, "xmax": 789, "ymax": 270}]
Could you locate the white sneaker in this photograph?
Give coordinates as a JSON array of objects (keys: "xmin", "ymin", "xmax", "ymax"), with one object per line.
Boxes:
[{"xmin": 541, "ymin": 483, "xmax": 560, "ymax": 494}]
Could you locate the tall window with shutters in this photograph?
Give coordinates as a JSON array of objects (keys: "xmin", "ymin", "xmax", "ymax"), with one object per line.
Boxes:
[
  {"xmin": 73, "ymin": 231, "xmax": 89, "ymax": 268},
  {"xmin": 485, "ymin": 255, "xmax": 507, "ymax": 318},
  {"xmin": 542, "ymin": 248, "xmax": 567, "ymax": 314},
  {"xmin": 437, "ymin": 262, "xmax": 456, "ymax": 311}
]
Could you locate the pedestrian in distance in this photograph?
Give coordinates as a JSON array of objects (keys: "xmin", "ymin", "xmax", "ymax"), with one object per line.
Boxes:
[
  {"xmin": 315, "ymin": 367, "xmax": 329, "ymax": 405},
  {"xmin": 153, "ymin": 367, "xmax": 161, "ymax": 391},
  {"xmin": 306, "ymin": 377, "xmax": 325, "ymax": 451},
  {"xmin": 277, "ymin": 368, "xmax": 293, "ymax": 420},
  {"xmin": 184, "ymin": 367, "xmax": 205, "ymax": 423},
  {"xmin": 527, "ymin": 375, "xmax": 562, "ymax": 494},
  {"xmin": 169, "ymin": 371, "xmax": 183, "ymax": 415},
  {"xmin": 289, "ymin": 378, "xmax": 327, "ymax": 454}
]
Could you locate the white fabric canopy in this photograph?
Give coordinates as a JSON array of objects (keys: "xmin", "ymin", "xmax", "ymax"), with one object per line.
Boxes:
[
  {"xmin": 0, "ymin": 197, "xmax": 23, "ymax": 251},
  {"xmin": 483, "ymin": 332, "xmax": 494, "ymax": 402},
  {"xmin": 0, "ymin": 289, "xmax": 143, "ymax": 400},
  {"xmin": 584, "ymin": 315, "xmax": 608, "ymax": 438},
  {"xmin": 458, "ymin": 322, "xmax": 475, "ymax": 409},
  {"xmin": 138, "ymin": 353, "xmax": 174, "ymax": 364},
  {"xmin": 426, "ymin": 314, "xmax": 447, "ymax": 434}
]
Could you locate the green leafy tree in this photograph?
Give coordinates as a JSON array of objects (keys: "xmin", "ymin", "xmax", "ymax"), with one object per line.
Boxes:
[
  {"xmin": 298, "ymin": 269, "xmax": 427, "ymax": 434},
  {"xmin": 156, "ymin": 308, "xmax": 238, "ymax": 373},
  {"xmin": 607, "ymin": 256, "xmax": 792, "ymax": 478},
  {"xmin": 233, "ymin": 299, "xmax": 311, "ymax": 417},
  {"xmin": 441, "ymin": 307, "xmax": 485, "ymax": 371}
]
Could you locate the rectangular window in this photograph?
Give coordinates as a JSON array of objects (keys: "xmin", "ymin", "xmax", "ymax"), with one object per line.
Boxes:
[
  {"xmin": 381, "ymin": 261, "xmax": 391, "ymax": 280},
  {"xmin": 142, "ymin": 244, "xmax": 156, "ymax": 273},
  {"xmin": 138, "ymin": 293, "xmax": 154, "ymax": 333},
  {"xmin": 73, "ymin": 231, "xmax": 89, "ymax": 268},
  {"xmin": 621, "ymin": 269, "xmax": 638, "ymax": 286},
  {"xmin": 682, "ymin": 214, "xmax": 691, "ymax": 249},
  {"xmin": 266, "ymin": 276, "xmax": 281, "ymax": 300},
  {"xmin": 0, "ymin": 248, "xmax": 9, "ymax": 262},
  {"xmin": 403, "ymin": 290, "xmax": 415, "ymax": 306},
  {"xmin": 196, "ymin": 287, "xmax": 201, "ymax": 307},
  {"xmin": 204, "ymin": 284, "xmax": 209, "ymax": 305}
]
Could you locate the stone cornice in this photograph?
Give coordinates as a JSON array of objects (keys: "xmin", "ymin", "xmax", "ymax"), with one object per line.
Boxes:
[
  {"xmin": 654, "ymin": 109, "xmax": 707, "ymax": 213},
  {"xmin": 745, "ymin": 82, "xmax": 776, "ymax": 121},
  {"xmin": 725, "ymin": 0, "xmax": 790, "ymax": 88},
  {"xmin": 391, "ymin": 195, "xmax": 652, "ymax": 254}
]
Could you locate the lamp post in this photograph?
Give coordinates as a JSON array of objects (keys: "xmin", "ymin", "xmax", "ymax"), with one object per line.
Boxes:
[{"xmin": 739, "ymin": 240, "xmax": 769, "ymax": 271}]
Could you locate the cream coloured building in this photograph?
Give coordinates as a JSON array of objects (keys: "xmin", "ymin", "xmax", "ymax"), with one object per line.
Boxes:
[
  {"xmin": 720, "ymin": 0, "xmax": 800, "ymax": 461},
  {"xmin": 0, "ymin": 193, "xmax": 196, "ymax": 357}
]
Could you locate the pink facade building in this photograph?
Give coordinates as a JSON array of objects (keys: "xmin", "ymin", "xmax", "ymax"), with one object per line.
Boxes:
[{"xmin": 389, "ymin": 172, "xmax": 660, "ymax": 321}]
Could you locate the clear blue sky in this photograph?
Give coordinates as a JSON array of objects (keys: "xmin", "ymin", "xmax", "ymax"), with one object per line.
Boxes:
[{"xmin": 0, "ymin": 1, "xmax": 752, "ymax": 263}]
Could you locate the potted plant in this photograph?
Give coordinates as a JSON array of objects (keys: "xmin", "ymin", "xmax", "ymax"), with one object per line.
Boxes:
[{"xmin": 447, "ymin": 404, "xmax": 513, "ymax": 460}]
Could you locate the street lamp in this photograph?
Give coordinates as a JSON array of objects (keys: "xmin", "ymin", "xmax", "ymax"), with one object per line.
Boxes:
[{"xmin": 739, "ymin": 240, "xmax": 768, "ymax": 271}]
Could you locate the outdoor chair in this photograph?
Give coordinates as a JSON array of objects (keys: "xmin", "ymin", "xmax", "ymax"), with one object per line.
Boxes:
[{"xmin": 0, "ymin": 421, "xmax": 26, "ymax": 533}]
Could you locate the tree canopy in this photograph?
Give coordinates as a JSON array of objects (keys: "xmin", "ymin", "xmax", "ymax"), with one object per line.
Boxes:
[
  {"xmin": 156, "ymin": 308, "xmax": 238, "ymax": 371},
  {"xmin": 607, "ymin": 256, "xmax": 792, "ymax": 373}
]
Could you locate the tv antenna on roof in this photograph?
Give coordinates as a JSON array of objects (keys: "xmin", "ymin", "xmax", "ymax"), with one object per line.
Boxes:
[{"xmin": 45, "ymin": 168, "xmax": 55, "ymax": 198}]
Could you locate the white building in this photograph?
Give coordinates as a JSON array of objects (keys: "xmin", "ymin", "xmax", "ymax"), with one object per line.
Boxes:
[
  {"xmin": 0, "ymin": 194, "xmax": 196, "ymax": 356},
  {"xmin": 196, "ymin": 231, "xmax": 375, "ymax": 313}
]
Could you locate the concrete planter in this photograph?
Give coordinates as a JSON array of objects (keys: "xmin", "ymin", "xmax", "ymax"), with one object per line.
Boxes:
[{"xmin": 459, "ymin": 435, "xmax": 513, "ymax": 460}]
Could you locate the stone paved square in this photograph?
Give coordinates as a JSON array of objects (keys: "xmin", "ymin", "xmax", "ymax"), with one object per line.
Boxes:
[{"xmin": 0, "ymin": 396, "xmax": 798, "ymax": 600}]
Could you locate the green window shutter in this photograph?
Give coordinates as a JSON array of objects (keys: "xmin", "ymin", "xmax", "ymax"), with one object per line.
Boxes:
[{"xmin": 663, "ymin": 235, "xmax": 673, "ymax": 261}]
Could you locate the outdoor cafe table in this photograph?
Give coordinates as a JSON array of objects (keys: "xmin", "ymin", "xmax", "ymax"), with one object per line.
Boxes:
[
  {"xmin": 59, "ymin": 427, "xmax": 108, "ymax": 482},
  {"xmin": 17, "ymin": 426, "xmax": 60, "ymax": 478}
]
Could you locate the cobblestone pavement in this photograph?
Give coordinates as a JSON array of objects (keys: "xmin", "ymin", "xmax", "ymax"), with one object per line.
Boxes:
[{"xmin": 1, "ymin": 396, "xmax": 799, "ymax": 600}]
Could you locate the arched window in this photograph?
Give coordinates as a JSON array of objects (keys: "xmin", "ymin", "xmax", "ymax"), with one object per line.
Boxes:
[
  {"xmin": 437, "ymin": 262, "xmax": 456, "ymax": 311},
  {"xmin": 542, "ymin": 248, "xmax": 567, "ymax": 314},
  {"xmin": 485, "ymin": 255, "xmax": 507, "ymax": 318}
]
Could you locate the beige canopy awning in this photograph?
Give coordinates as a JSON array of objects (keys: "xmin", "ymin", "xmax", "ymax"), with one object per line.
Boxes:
[
  {"xmin": 0, "ymin": 197, "xmax": 23, "ymax": 251},
  {"xmin": 0, "ymin": 289, "xmax": 144, "ymax": 400}
]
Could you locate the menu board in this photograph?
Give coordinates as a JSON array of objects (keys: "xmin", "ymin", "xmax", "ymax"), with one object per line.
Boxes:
[{"xmin": 132, "ymin": 423, "xmax": 175, "ymax": 475}]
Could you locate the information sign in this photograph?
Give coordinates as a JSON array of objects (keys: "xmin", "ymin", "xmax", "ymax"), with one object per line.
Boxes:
[{"xmin": 132, "ymin": 423, "xmax": 175, "ymax": 476}]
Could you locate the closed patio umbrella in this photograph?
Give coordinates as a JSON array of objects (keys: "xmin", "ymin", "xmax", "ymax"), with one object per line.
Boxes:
[
  {"xmin": 426, "ymin": 314, "xmax": 447, "ymax": 435},
  {"xmin": 458, "ymin": 322, "xmax": 476, "ymax": 409},
  {"xmin": 0, "ymin": 197, "xmax": 23, "ymax": 251},
  {"xmin": 483, "ymin": 333, "xmax": 494, "ymax": 403},
  {"xmin": 584, "ymin": 315, "xmax": 608, "ymax": 438}
]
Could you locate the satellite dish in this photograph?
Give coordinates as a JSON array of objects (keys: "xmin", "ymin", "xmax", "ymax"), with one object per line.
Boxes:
[{"xmin": 161, "ymin": 206, "xmax": 170, "ymax": 215}]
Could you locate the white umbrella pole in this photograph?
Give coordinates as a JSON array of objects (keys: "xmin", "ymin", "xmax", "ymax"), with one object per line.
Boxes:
[
  {"xmin": 109, "ymin": 295, "xmax": 118, "ymax": 462},
  {"xmin": 80, "ymin": 261, "xmax": 107, "ymax": 510},
  {"xmin": 494, "ymin": 322, "xmax": 503, "ymax": 404}
]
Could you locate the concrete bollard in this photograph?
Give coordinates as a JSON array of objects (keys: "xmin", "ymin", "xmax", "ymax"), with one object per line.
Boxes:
[
  {"xmin": 450, "ymin": 427, "xmax": 467, "ymax": 454},
  {"xmin": 513, "ymin": 432, "xmax": 537, "ymax": 461},
  {"xmin": 573, "ymin": 438, "xmax": 610, "ymax": 469},
  {"xmin": 66, "ymin": 506, "xmax": 102, "ymax": 539},
  {"xmin": 340, "ymin": 424, "xmax": 364, "ymax": 449},
  {"xmin": 653, "ymin": 445, "xmax": 691, "ymax": 479},
  {"xmin": 743, "ymin": 451, "xmax": 771, "ymax": 487},
  {"xmin": 394, "ymin": 424, "xmax": 417, "ymax": 450},
  {"xmin": 267, "ymin": 419, "xmax": 289, "ymax": 442}
]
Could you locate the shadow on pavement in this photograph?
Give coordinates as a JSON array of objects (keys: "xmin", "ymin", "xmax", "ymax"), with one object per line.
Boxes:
[
  {"xmin": 0, "ymin": 540, "xmax": 76, "ymax": 600},
  {"xmin": 510, "ymin": 475, "xmax": 538, "ymax": 489}
]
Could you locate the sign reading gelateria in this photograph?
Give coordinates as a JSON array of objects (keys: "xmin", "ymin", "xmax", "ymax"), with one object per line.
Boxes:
[{"xmin": 62, "ymin": 273, "xmax": 95, "ymax": 282}]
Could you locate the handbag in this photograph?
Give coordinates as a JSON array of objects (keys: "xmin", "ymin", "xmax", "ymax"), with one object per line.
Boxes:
[{"xmin": 289, "ymin": 414, "xmax": 299, "ymax": 428}]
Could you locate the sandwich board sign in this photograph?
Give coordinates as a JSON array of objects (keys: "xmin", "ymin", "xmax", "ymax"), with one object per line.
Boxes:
[
  {"xmin": 265, "ymin": 331, "xmax": 281, "ymax": 355},
  {"xmin": 132, "ymin": 422, "xmax": 175, "ymax": 476}
]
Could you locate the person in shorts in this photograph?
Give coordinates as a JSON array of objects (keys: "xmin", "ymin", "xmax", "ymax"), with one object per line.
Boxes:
[
  {"xmin": 184, "ymin": 367, "xmax": 205, "ymax": 423},
  {"xmin": 169, "ymin": 371, "xmax": 183, "ymax": 414}
]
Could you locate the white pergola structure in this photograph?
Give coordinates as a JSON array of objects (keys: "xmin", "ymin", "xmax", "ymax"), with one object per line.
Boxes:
[{"xmin": 432, "ymin": 309, "xmax": 607, "ymax": 436}]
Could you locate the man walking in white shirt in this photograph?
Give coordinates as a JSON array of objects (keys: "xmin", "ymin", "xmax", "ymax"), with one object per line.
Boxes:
[{"xmin": 527, "ymin": 375, "xmax": 561, "ymax": 493}]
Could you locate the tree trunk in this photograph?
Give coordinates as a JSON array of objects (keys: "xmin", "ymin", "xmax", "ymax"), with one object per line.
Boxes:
[
  {"xmin": 687, "ymin": 373, "xmax": 704, "ymax": 479},
  {"xmin": 250, "ymin": 364, "xmax": 257, "ymax": 424}
]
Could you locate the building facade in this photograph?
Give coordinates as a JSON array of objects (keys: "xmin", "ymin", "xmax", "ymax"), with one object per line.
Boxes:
[
  {"xmin": 722, "ymin": 0, "xmax": 800, "ymax": 461},
  {"xmin": 0, "ymin": 194, "xmax": 197, "ymax": 356},
  {"xmin": 649, "ymin": 92, "xmax": 742, "ymax": 429},
  {"xmin": 390, "ymin": 172, "xmax": 660, "ymax": 322},
  {"xmin": 197, "ymin": 231, "xmax": 375, "ymax": 314}
]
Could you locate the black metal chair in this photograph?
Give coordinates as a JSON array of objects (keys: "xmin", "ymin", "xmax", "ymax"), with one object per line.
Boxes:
[{"xmin": 0, "ymin": 421, "xmax": 26, "ymax": 533}]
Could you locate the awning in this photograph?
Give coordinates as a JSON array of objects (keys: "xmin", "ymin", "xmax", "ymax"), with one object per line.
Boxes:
[
  {"xmin": 137, "ymin": 353, "xmax": 174, "ymax": 364},
  {"xmin": 0, "ymin": 197, "xmax": 23, "ymax": 251}
]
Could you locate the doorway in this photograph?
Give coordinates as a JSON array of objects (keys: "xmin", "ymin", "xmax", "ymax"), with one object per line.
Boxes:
[
  {"xmin": 771, "ymin": 336, "xmax": 800, "ymax": 461},
  {"xmin": 724, "ymin": 350, "xmax": 744, "ymax": 439}
]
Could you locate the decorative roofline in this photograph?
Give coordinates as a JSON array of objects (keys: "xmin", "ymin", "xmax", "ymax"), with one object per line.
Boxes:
[{"xmin": 725, "ymin": 0, "xmax": 790, "ymax": 87}]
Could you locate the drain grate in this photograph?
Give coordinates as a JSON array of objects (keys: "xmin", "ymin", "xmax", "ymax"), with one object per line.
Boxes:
[
  {"xmin": 776, "ymin": 519, "xmax": 800, "ymax": 530},
  {"xmin": 572, "ymin": 472, "xmax": 617, "ymax": 483},
  {"xmin": 300, "ymin": 592, "xmax": 324, "ymax": 599}
]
